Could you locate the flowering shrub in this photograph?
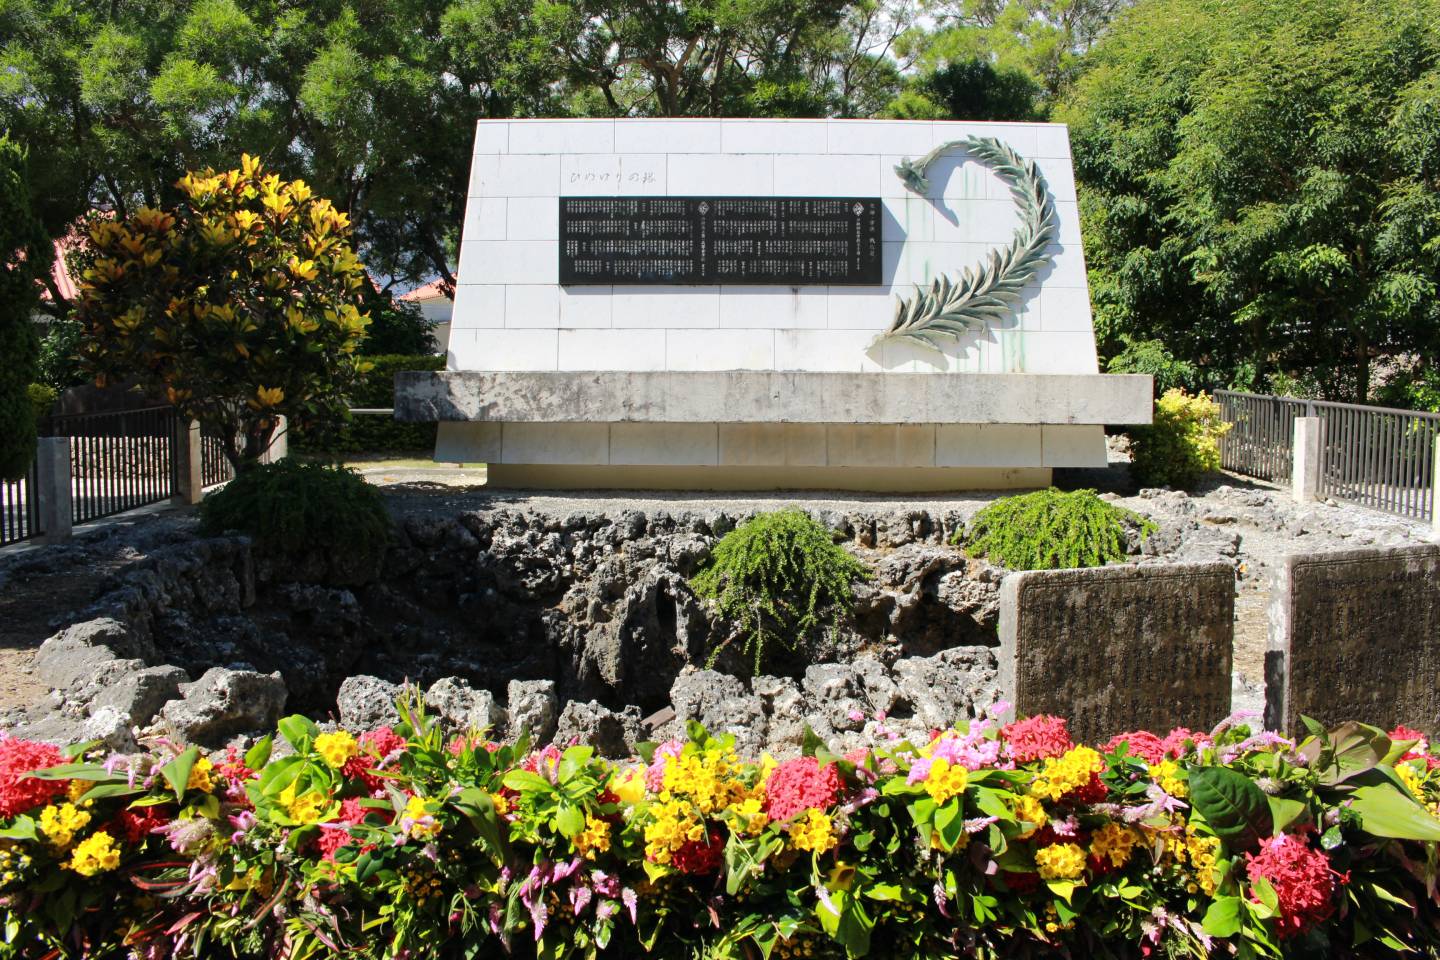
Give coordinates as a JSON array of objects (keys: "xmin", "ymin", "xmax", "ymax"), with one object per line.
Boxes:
[{"xmin": 1, "ymin": 708, "xmax": 1439, "ymax": 958}]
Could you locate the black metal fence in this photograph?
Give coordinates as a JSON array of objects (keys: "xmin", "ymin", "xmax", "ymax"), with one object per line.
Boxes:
[
  {"xmin": 0, "ymin": 459, "xmax": 41, "ymax": 548},
  {"xmin": 41, "ymin": 405, "xmax": 180, "ymax": 526},
  {"xmin": 1216, "ymin": 390, "xmax": 1440, "ymax": 522}
]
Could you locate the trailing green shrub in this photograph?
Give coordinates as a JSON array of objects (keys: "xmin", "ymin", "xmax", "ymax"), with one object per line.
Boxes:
[
  {"xmin": 1128, "ymin": 388, "xmax": 1232, "ymax": 489},
  {"xmin": 691, "ymin": 509, "xmax": 869, "ymax": 675},
  {"xmin": 955, "ymin": 488, "xmax": 1155, "ymax": 570},
  {"xmin": 197, "ymin": 459, "xmax": 391, "ymax": 561},
  {"xmin": 291, "ymin": 353, "xmax": 445, "ymax": 455},
  {"xmin": 26, "ymin": 383, "xmax": 56, "ymax": 422}
]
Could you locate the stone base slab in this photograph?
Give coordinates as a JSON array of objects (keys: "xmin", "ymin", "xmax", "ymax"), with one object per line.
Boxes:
[
  {"xmin": 485, "ymin": 464, "xmax": 1053, "ymax": 492},
  {"xmin": 397, "ymin": 370, "xmax": 1153, "ymax": 425}
]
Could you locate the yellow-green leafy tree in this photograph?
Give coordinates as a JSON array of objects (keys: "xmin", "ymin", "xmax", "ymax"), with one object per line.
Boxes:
[{"xmin": 76, "ymin": 155, "xmax": 370, "ymax": 472}]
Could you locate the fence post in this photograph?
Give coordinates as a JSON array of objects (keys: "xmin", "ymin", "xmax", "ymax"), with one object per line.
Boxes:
[
  {"xmin": 173, "ymin": 419, "xmax": 204, "ymax": 505},
  {"xmin": 34, "ymin": 437, "xmax": 72, "ymax": 544},
  {"xmin": 1292, "ymin": 416, "xmax": 1321, "ymax": 503},
  {"xmin": 1433, "ymin": 444, "xmax": 1440, "ymax": 534},
  {"xmin": 270, "ymin": 416, "xmax": 288, "ymax": 462}
]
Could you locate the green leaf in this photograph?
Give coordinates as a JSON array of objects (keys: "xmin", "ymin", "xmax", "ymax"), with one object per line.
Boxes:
[
  {"xmin": 1188, "ymin": 767, "xmax": 1272, "ymax": 853},
  {"xmin": 1045, "ymin": 880, "xmax": 1076, "ymax": 904},
  {"xmin": 160, "ymin": 746, "xmax": 200, "ymax": 802},
  {"xmin": 1264, "ymin": 796, "xmax": 1308, "ymax": 835},
  {"xmin": 277, "ymin": 715, "xmax": 319, "ymax": 751},
  {"xmin": 802, "ymin": 724, "xmax": 825, "ymax": 758},
  {"xmin": 0, "ymin": 816, "xmax": 36, "ymax": 841},
  {"xmin": 1202, "ymin": 896, "xmax": 1244, "ymax": 938},
  {"xmin": 501, "ymin": 770, "xmax": 551, "ymax": 793},
  {"xmin": 554, "ymin": 801, "xmax": 584, "ymax": 838},
  {"xmin": 245, "ymin": 735, "xmax": 274, "ymax": 771},
  {"xmin": 1349, "ymin": 784, "xmax": 1440, "ymax": 841}
]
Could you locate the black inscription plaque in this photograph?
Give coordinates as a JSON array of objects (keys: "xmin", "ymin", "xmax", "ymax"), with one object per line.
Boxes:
[{"xmin": 559, "ymin": 196, "xmax": 882, "ymax": 286}]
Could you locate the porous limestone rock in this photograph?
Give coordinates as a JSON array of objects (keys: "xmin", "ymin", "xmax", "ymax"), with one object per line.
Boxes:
[
  {"xmin": 160, "ymin": 667, "xmax": 287, "ymax": 748},
  {"xmin": 507, "ymin": 679, "xmax": 559, "ymax": 743},
  {"xmin": 337, "ymin": 675, "xmax": 404, "ymax": 731}
]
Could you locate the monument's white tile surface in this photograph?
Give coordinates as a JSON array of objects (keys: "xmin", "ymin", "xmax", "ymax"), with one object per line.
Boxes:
[
  {"xmin": 1041, "ymin": 424, "xmax": 1107, "ymax": 467},
  {"xmin": 558, "ymin": 287, "xmax": 614, "ymax": 328},
  {"xmin": 481, "ymin": 330, "xmax": 559, "ymax": 370},
  {"xmin": 468, "ymin": 155, "xmax": 560, "ymax": 197},
  {"xmin": 722, "ymin": 120, "xmax": 828, "ymax": 154},
  {"xmin": 1035, "ymin": 158, "xmax": 1078, "ymax": 203},
  {"xmin": 464, "ymin": 198, "xmax": 507, "ymax": 240},
  {"xmin": 1038, "ymin": 287, "xmax": 1094, "ymax": 332},
  {"xmin": 1017, "ymin": 331, "xmax": 1099, "ymax": 374},
  {"xmin": 1033, "ymin": 125, "xmax": 1072, "ymax": 159},
  {"xmin": 773, "ymin": 155, "xmax": 874, "ymax": 195},
  {"xmin": 667, "ymin": 154, "xmax": 773, "ymax": 195},
  {"xmin": 450, "ymin": 285, "xmax": 505, "ymax": 329},
  {"xmin": 504, "ymin": 285, "xmax": 560, "ymax": 327},
  {"xmin": 462, "ymin": 241, "xmax": 558, "ymax": 285},
  {"xmin": 826, "ymin": 119, "xmax": 934, "ymax": 156},
  {"xmin": 932, "ymin": 122, "xmax": 1039, "ymax": 159},
  {"xmin": 719, "ymin": 424, "xmax": 828, "ymax": 466},
  {"xmin": 615, "ymin": 120, "xmax": 721, "ymax": 154},
  {"xmin": 472, "ymin": 121, "xmax": 510, "ymax": 155},
  {"xmin": 667, "ymin": 329, "xmax": 775, "ymax": 370},
  {"xmin": 505, "ymin": 198, "xmax": 559, "ymax": 240},
  {"xmin": 558, "ymin": 329, "xmax": 665, "ymax": 371},
  {"xmin": 775, "ymin": 329, "xmax": 884, "ymax": 372},
  {"xmin": 720, "ymin": 288, "xmax": 828, "ymax": 330},
  {"xmin": 610, "ymin": 287, "xmax": 720, "ymax": 328},
  {"xmin": 509, "ymin": 119, "xmax": 615, "ymax": 154},
  {"xmin": 827, "ymin": 424, "xmax": 936, "ymax": 467}
]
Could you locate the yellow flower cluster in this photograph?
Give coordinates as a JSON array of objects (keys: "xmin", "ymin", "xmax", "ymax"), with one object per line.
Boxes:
[
  {"xmin": 315, "ymin": 731, "xmax": 359, "ymax": 769},
  {"xmin": 279, "ymin": 783, "xmax": 330, "ymax": 825},
  {"xmin": 644, "ymin": 798, "xmax": 706, "ymax": 865},
  {"xmin": 0, "ymin": 842, "xmax": 32, "ymax": 889},
  {"xmin": 188, "ymin": 756, "xmax": 215, "ymax": 793},
  {"xmin": 1012, "ymin": 794, "xmax": 1048, "ymax": 840},
  {"xmin": 923, "ymin": 758, "xmax": 969, "ymax": 805},
  {"xmin": 729, "ymin": 796, "xmax": 770, "ymax": 836},
  {"xmin": 574, "ymin": 815, "xmax": 612, "ymax": 860},
  {"xmin": 66, "ymin": 831, "xmax": 121, "ymax": 877},
  {"xmin": 1149, "ymin": 760, "xmax": 1186, "ymax": 798},
  {"xmin": 789, "ymin": 810, "xmax": 838, "ymax": 854},
  {"xmin": 1090, "ymin": 823, "xmax": 1139, "ymax": 868},
  {"xmin": 1184, "ymin": 829, "xmax": 1221, "ymax": 896},
  {"xmin": 661, "ymin": 748, "xmax": 752, "ymax": 815},
  {"xmin": 1034, "ymin": 842, "xmax": 1087, "ymax": 881},
  {"xmin": 39, "ymin": 803, "xmax": 92, "ymax": 849},
  {"xmin": 1030, "ymin": 747, "xmax": 1104, "ymax": 802},
  {"xmin": 403, "ymin": 795, "xmax": 441, "ymax": 840}
]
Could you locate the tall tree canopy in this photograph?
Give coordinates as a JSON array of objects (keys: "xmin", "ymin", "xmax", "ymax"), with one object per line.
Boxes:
[
  {"xmin": 0, "ymin": 133, "xmax": 47, "ymax": 479},
  {"xmin": 1060, "ymin": 0, "xmax": 1440, "ymax": 401}
]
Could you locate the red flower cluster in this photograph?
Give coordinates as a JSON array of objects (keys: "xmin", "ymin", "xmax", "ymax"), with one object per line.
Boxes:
[
  {"xmin": 360, "ymin": 727, "xmax": 406, "ymax": 760},
  {"xmin": 345, "ymin": 727, "xmax": 409, "ymax": 793},
  {"xmin": 1390, "ymin": 725, "xmax": 1437, "ymax": 768},
  {"xmin": 0, "ymin": 737, "xmax": 67, "ymax": 817},
  {"xmin": 1001, "ymin": 715, "xmax": 1072, "ymax": 763},
  {"xmin": 1068, "ymin": 773, "xmax": 1108, "ymax": 805},
  {"xmin": 318, "ymin": 798, "xmax": 374, "ymax": 861},
  {"xmin": 1246, "ymin": 833, "xmax": 1339, "ymax": 939},
  {"xmin": 113, "ymin": 805, "xmax": 172, "ymax": 844},
  {"xmin": 764, "ymin": 757, "xmax": 842, "ymax": 822},
  {"xmin": 672, "ymin": 828, "xmax": 724, "ymax": 876},
  {"xmin": 1160, "ymin": 727, "xmax": 1209, "ymax": 758},
  {"xmin": 1105, "ymin": 731, "xmax": 1167, "ymax": 765}
]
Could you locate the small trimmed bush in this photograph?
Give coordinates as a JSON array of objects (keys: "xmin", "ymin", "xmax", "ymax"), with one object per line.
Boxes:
[
  {"xmin": 691, "ymin": 509, "xmax": 869, "ymax": 675},
  {"xmin": 197, "ymin": 459, "xmax": 391, "ymax": 561},
  {"xmin": 955, "ymin": 488, "xmax": 1155, "ymax": 570},
  {"xmin": 1128, "ymin": 388, "xmax": 1232, "ymax": 489}
]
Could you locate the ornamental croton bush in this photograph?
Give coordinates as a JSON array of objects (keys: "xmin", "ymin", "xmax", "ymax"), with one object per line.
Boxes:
[{"xmin": 1, "ymin": 706, "xmax": 1439, "ymax": 959}]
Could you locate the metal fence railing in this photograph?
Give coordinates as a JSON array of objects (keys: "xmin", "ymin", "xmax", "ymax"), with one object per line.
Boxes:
[
  {"xmin": 0, "ymin": 459, "xmax": 42, "ymax": 548},
  {"xmin": 1215, "ymin": 390, "xmax": 1440, "ymax": 523},
  {"xmin": 40, "ymin": 405, "xmax": 180, "ymax": 527}
]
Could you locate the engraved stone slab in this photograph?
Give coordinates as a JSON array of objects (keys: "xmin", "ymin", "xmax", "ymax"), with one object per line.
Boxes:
[
  {"xmin": 558, "ymin": 196, "xmax": 883, "ymax": 285},
  {"xmin": 998, "ymin": 563, "xmax": 1234, "ymax": 744},
  {"xmin": 1265, "ymin": 545, "xmax": 1440, "ymax": 736}
]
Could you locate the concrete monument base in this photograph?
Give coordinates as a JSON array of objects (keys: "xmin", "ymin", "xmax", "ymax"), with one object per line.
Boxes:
[{"xmin": 484, "ymin": 463, "xmax": 1053, "ymax": 492}]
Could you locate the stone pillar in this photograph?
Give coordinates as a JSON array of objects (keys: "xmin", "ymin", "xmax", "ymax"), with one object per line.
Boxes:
[
  {"xmin": 34, "ymin": 437, "xmax": 72, "ymax": 544},
  {"xmin": 1291, "ymin": 416, "xmax": 1321, "ymax": 503},
  {"xmin": 173, "ymin": 419, "xmax": 204, "ymax": 505}
]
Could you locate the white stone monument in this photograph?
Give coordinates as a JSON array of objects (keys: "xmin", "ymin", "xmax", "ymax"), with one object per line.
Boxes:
[{"xmin": 394, "ymin": 118, "xmax": 1152, "ymax": 490}]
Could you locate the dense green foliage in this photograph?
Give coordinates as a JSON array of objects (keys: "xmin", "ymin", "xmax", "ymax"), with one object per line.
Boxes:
[
  {"xmin": 357, "ymin": 291, "xmax": 437, "ymax": 357},
  {"xmin": 1128, "ymin": 389, "xmax": 1231, "ymax": 490},
  {"xmin": 956, "ymin": 488, "xmax": 1154, "ymax": 569},
  {"xmin": 691, "ymin": 509, "xmax": 869, "ymax": 675},
  {"xmin": 197, "ymin": 459, "xmax": 391, "ymax": 561},
  {"xmin": 1062, "ymin": 0, "xmax": 1440, "ymax": 403},
  {"xmin": 25, "ymin": 383, "xmax": 56, "ymax": 422},
  {"xmin": 1107, "ymin": 335, "xmax": 1199, "ymax": 396},
  {"xmin": 293, "ymin": 354, "xmax": 445, "ymax": 454},
  {"xmin": 0, "ymin": 134, "xmax": 46, "ymax": 481}
]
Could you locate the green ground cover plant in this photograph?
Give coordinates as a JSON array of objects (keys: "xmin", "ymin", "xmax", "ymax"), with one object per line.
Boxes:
[
  {"xmin": 197, "ymin": 459, "xmax": 390, "ymax": 562},
  {"xmin": 690, "ymin": 509, "xmax": 869, "ymax": 675},
  {"xmin": 956, "ymin": 488, "xmax": 1155, "ymax": 570}
]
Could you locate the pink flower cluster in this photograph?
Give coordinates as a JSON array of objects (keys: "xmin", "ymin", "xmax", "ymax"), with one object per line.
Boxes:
[
  {"xmin": 1246, "ymin": 833, "xmax": 1340, "ymax": 939},
  {"xmin": 909, "ymin": 724, "xmax": 1006, "ymax": 785},
  {"xmin": 764, "ymin": 757, "xmax": 843, "ymax": 822},
  {"xmin": 1001, "ymin": 715, "xmax": 1073, "ymax": 763},
  {"xmin": 0, "ymin": 737, "xmax": 67, "ymax": 818}
]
